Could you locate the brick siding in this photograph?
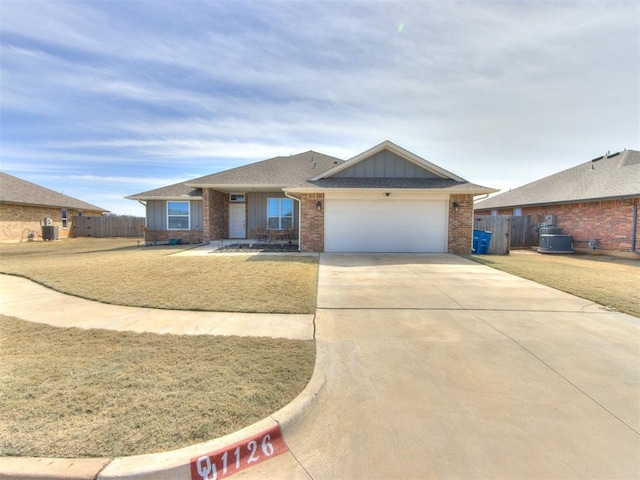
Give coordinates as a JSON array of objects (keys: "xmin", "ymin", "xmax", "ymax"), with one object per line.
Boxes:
[
  {"xmin": 448, "ymin": 194, "xmax": 474, "ymax": 254},
  {"xmin": 202, "ymin": 189, "xmax": 229, "ymax": 242},
  {"xmin": 475, "ymin": 197, "xmax": 640, "ymax": 254},
  {"xmin": 300, "ymin": 193, "xmax": 324, "ymax": 252},
  {"xmin": 0, "ymin": 203, "xmax": 101, "ymax": 242},
  {"xmin": 143, "ymin": 229, "xmax": 203, "ymax": 245}
]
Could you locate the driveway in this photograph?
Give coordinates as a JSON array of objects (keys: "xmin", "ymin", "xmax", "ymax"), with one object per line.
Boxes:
[{"xmin": 241, "ymin": 253, "xmax": 639, "ymax": 479}]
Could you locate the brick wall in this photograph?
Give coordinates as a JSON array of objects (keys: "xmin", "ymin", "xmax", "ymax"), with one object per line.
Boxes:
[
  {"xmin": 449, "ymin": 194, "xmax": 474, "ymax": 254},
  {"xmin": 300, "ymin": 193, "xmax": 324, "ymax": 252},
  {"xmin": 144, "ymin": 229, "xmax": 203, "ymax": 245},
  {"xmin": 202, "ymin": 189, "xmax": 228, "ymax": 243},
  {"xmin": 476, "ymin": 197, "xmax": 640, "ymax": 254},
  {"xmin": 0, "ymin": 203, "xmax": 101, "ymax": 242}
]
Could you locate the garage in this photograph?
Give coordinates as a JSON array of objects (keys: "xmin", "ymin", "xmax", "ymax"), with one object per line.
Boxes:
[{"xmin": 324, "ymin": 193, "xmax": 448, "ymax": 253}]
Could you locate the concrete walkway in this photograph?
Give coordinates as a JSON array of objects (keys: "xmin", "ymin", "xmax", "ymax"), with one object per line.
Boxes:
[
  {"xmin": 1, "ymin": 254, "xmax": 639, "ymax": 479},
  {"xmin": 0, "ymin": 274, "xmax": 314, "ymax": 340}
]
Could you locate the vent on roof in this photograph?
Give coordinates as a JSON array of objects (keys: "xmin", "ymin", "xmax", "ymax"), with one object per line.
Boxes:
[
  {"xmin": 607, "ymin": 151, "xmax": 620, "ymax": 158},
  {"xmin": 591, "ymin": 155, "xmax": 604, "ymax": 162}
]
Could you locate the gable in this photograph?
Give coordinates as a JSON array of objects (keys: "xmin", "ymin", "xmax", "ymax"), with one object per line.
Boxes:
[
  {"xmin": 332, "ymin": 149, "xmax": 440, "ymax": 179},
  {"xmin": 312, "ymin": 140, "xmax": 466, "ymax": 182}
]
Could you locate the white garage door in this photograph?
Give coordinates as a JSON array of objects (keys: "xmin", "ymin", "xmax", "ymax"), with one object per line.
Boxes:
[{"xmin": 324, "ymin": 197, "xmax": 448, "ymax": 252}]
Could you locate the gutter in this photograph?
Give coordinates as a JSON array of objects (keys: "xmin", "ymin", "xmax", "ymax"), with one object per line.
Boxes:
[{"xmin": 284, "ymin": 192, "xmax": 301, "ymax": 252}]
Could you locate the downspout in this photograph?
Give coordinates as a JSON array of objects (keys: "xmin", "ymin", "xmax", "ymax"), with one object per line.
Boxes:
[
  {"xmin": 632, "ymin": 202, "xmax": 640, "ymax": 255},
  {"xmin": 284, "ymin": 192, "xmax": 301, "ymax": 252}
]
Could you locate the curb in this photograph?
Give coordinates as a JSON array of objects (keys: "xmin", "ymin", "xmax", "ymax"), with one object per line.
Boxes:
[{"xmin": 0, "ymin": 341, "xmax": 328, "ymax": 480}]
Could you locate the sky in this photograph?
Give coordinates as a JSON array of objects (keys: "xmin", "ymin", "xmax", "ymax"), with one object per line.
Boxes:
[{"xmin": 1, "ymin": 0, "xmax": 638, "ymax": 216}]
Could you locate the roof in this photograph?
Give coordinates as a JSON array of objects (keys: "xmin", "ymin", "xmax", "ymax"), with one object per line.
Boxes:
[
  {"xmin": 186, "ymin": 151, "xmax": 343, "ymax": 191},
  {"xmin": 286, "ymin": 177, "xmax": 496, "ymax": 194},
  {"xmin": 126, "ymin": 151, "xmax": 343, "ymax": 199},
  {"xmin": 0, "ymin": 172, "xmax": 106, "ymax": 212},
  {"xmin": 126, "ymin": 142, "xmax": 497, "ymax": 200},
  {"xmin": 126, "ymin": 181, "xmax": 203, "ymax": 201},
  {"xmin": 475, "ymin": 150, "xmax": 640, "ymax": 210}
]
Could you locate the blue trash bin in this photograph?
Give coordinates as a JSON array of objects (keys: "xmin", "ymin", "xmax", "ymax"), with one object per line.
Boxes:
[
  {"xmin": 473, "ymin": 229, "xmax": 482, "ymax": 253},
  {"xmin": 473, "ymin": 229, "xmax": 492, "ymax": 254}
]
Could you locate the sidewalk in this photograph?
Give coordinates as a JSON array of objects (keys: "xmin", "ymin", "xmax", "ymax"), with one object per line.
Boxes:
[{"xmin": 0, "ymin": 274, "xmax": 314, "ymax": 340}]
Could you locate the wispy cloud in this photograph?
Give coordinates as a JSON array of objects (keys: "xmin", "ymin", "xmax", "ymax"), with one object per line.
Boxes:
[{"xmin": 1, "ymin": 0, "xmax": 637, "ymax": 215}]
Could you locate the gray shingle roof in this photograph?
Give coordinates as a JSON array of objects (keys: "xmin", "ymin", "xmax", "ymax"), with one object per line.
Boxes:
[
  {"xmin": 126, "ymin": 145, "xmax": 497, "ymax": 199},
  {"xmin": 126, "ymin": 151, "xmax": 343, "ymax": 199},
  {"xmin": 0, "ymin": 172, "xmax": 106, "ymax": 212},
  {"xmin": 475, "ymin": 150, "xmax": 640, "ymax": 210},
  {"xmin": 126, "ymin": 181, "xmax": 202, "ymax": 200},
  {"xmin": 186, "ymin": 151, "xmax": 343, "ymax": 187}
]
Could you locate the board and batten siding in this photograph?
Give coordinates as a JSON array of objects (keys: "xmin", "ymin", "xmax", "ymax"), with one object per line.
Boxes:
[
  {"xmin": 246, "ymin": 192, "xmax": 299, "ymax": 230},
  {"xmin": 146, "ymin": 200, "xmax": 203, "ymax": 230},
  {"xmin": 334, "ymin": 150, "xmax": 440, "ymax": 178}
]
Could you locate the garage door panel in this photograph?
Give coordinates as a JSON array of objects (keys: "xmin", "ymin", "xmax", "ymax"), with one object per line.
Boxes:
[{"xmin": 325, "ymin": 199, "xmax": 447, "ymax": 253}]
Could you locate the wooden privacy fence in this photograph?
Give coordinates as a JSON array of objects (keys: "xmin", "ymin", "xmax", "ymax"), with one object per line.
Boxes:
[
  {"xmin": 72, "ymin": 215, "xmax": 145, "ymax": 238},
  {"xmin": 474, "ymin": 215, "xmax": 541, "ymax": 254}
]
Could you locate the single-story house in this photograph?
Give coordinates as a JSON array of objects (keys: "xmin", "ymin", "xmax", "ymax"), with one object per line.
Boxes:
[
  {"xmin": 126, "ymin": 141, "xmax": 497, "ymax": 253},
  {"xmin": 474, "ymin": 150, "xmax": 640, "ymax": 256},
  {"xmin": 0, "ymin": 172, "xmax": 107, "ymax": 242}
]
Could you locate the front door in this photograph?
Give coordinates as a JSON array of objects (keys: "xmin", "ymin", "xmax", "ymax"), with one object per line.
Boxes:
[{"xmin": 229, "ymin": 203, "xmax": 246, "ymax": 238}]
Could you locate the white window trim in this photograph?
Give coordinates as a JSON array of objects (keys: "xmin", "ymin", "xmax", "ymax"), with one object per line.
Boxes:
[
  {"xmin": 61, "ymin": 209, "xmax": 68, "ymax": 229},
  {"xmin": 267, "ymin": 198, "xmax": 294, "ymax": 230},
  {"xmin": 167, "ymin": 201, "xmax": 190, "ymax": 230}
]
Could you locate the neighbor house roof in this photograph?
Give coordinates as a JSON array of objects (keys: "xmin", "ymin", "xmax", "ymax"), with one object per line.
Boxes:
[
  {"xmin": 0, "ymin": 172, "xmax": 106, "ymax": 212},
  {"xmin": 475, "ymin": 150, "xmax": 640, "ymax": 210}
]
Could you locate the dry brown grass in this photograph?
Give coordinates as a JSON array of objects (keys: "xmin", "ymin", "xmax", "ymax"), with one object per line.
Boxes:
[
  {"xmin": 0, "ymin": 239, "xmax": 318, "ymax": 458},
  {"xmin": 0, "ymin": 315, "xmax": 315, "ymax": 458},
  {"xmin": 468, "ymin": 250, "xmax": 640, "ymax": 318},
  {"xmin": 0, "ymin": 238, "xmax": 318, "ymax": 314}
]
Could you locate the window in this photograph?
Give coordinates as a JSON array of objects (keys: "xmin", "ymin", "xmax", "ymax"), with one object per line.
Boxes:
[
  {"xmin": 167, "ymin": 201, "xmax": 190, "ymax": 230},
  {"xmin": 267, "ymin": 198, "xmax": 293, "ymax": 230},
  {"xmin": 513, "ymin": 208, "xmax": 522, "ymax": 216},
  {"xmin": 61, "ymin": 209, "xmax": 68, "ymax": 228},
  {"xmin": 230, "ymin": 194, "xmax": 245, "ymax": 203}
]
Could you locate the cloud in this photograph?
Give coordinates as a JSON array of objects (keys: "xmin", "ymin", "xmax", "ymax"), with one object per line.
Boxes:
[{"xmin": 1, "ymin": 0, "xmax": 638, "ymax": 216}]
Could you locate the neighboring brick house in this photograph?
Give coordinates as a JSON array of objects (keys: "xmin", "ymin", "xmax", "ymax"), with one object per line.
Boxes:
[
  {"xmin": 475, "ymin": 150, "xmax": 640, "ymax": 256},
  {"xmin": 0, "ymin": 172, "xmax": 106, "ymax": 242},
  {"xmin": 127, "ymin": 141, "xmax": 496, "ymax": 253}
]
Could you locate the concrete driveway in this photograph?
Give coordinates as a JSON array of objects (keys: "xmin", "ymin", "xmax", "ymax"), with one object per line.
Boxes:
[{"xmin": 242, "ymin": 253, "xmax": 639, "ymax": 479}]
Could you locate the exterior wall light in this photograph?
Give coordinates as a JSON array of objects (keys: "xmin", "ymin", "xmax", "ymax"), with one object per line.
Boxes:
[
  {"xmin": 316, "ymin": 201, "xmax": 322, "ymax": 212},
  {"xmin": 452, "ymin": 201, "xmax": 460, "ymax": 213},
  {"xmin": 385, "ymin": 192, "xmax": 391, "ymax": 197}
]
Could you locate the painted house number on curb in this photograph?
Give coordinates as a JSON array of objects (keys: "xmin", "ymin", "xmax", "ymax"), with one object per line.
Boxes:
[{"xmin": 190, "ymin": 425, "xmax": 287, "ymax": 480}]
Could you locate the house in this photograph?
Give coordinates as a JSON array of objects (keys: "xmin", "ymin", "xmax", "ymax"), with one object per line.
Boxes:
[
  {"xmin": 474, "ymin": 150, "xmax": 640, "ymax": 256},
  {"xmin": 0, "ymin": 172, "xmax": 107, "ymax": 242},
  {"xmin": 126, "ymin": 141, "xmax": 497, "ymax": 253}
]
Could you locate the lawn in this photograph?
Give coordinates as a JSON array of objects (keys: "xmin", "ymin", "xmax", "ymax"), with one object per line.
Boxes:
[
  {"xmin": 0, "ymin": 238, "xmax": 318, "ymax": 458},
  {"xmin": 0, "ymin": 238, "xmax": 318, "ymax": 314},
  {"xmin": 467, "ymin": 250, "xmax": 640, "ymax": 318},
  {"xmin": 0, "ymin": 315, "xmax": 315, "ymax": 458}
]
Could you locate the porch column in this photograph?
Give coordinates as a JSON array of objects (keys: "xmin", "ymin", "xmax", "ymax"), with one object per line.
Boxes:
[
  {"xmin": 300, "ymin": 193, "xmax": 324, "ymax": 252},
  {"xmin": 448, "ymin": 194, "xmax": 474, "ymax": 254},
  {"xmin": 202, "ymin": 188, "xmax": 212, "ymax": 243}
]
